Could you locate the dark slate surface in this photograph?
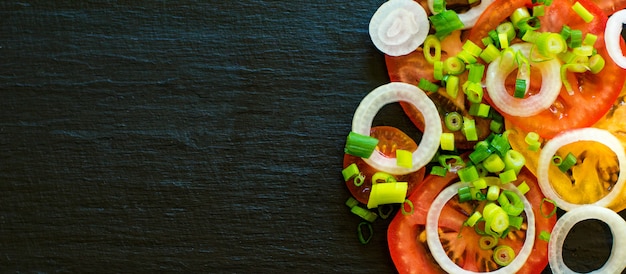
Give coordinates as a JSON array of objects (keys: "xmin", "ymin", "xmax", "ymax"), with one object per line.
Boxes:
[{"xmin": 0, "ymin": 0, "xmax": 623, "ymax": 273}]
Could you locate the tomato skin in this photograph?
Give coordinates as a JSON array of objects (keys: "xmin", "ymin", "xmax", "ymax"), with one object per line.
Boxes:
[
  {"xmin": 590, "ymin": 0, "xmax": 626, "ymax": 15},
  {"xmin": 469, "ymin": 0, "xmax": 626, "ymax": 139},
  {"xmin": 387, "ymin": 168, "xmax": 556, "ymax": 274}
]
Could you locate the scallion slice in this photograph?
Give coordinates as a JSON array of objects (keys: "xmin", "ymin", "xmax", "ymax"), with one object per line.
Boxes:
[
  {"xmin": 444, "ymin": 111, "xmax": 463, "ymax": 131},
  {"xmin": 345, "ymin": 131, "xmax": 379, "ymax": 158},
  {"xmin": 357, "ymin": 221, "xmax": 374, "ymax": 244},
  {"xmin": 493, "ymin": 245, "xmax": 516, "ymax": 266},
  {"xmin": 572, "ymin": 1, "xmax": 594, "ymax": 23}
]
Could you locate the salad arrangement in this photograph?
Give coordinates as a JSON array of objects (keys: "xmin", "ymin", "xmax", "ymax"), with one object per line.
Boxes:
[{"xmin": 341, "ymin": 0, "xmax": 626, "ymax": 273}]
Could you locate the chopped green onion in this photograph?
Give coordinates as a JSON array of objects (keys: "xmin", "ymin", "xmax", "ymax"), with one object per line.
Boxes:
[
  {"xmin": 353, "ymin": 173, "xmax": 365, "ymax": 186},
  {"xmin": 474, "ymin": 218, "xmax": 487, "ymax": 235},
  {"xmin": 544, "ymin": 0, "xmax": 553, "ymax": 5},
  {"xmin": 516, "ymin": 17, "xmax": 541, "ymax": 36},
  {"xmin": 521, "ymin": 29, "xmax": 540, "ymax": 43},
  {"xmin": 342, "ymin": 163, "xmax": 360, "ymax": 181},
  {"xmin": 445, "ymin": 75, "xmax": 460, "ymax": 97},
  {"xmin": 457, "ymin": 50, "xmax": 478, "ymax": 64},
  {"xmin": 539, "ymin": 230, "xmax": 551, "ymax": 242},
  {"xmin": 473, "ymin": 178, "xmax": 488, "ymax": 189},
  {"xmin": 498, "ymin": 190, "xmax": 524, "ymax": 216},
  {"xmin": 497, "ymin": 22, "xmax": 516, "ymax": 42},
  {"xmin": 476, "ymin": 103, "xmax": 490, "ymax": 118},
  {"xmin": 458, "ymin": 186, "xmax": 473, "ymax": 203},
  {"xmin": 433, "ymin": 0, "xmax": 446, "ymax": 14},
  {"xmin": 444, "ymin": 56, "xmax": 466, "ymax": 75},
  {"xmin": 572, "ymin": 1, "xmax": 594, "ymax": 23},
  {"xmin": 524, "ymin": 132, "xmax": 541, "ymax": 151},
  {"xmin": 351, "ymin": 206, "xmax": 378, "ymax": 222},
  {"xmin": 484, "ymin": 204, "xmax": 509, "ymax": 233},
  {"xmin": 536, "ymin": 32, "xmax": 567, "ymax": 57},
  {"xmin": 557, "ymin": 152, "xmax": 577, "ymax": 173},
  {"xmin": 540, "ymin": 198, "xmax": 558, "ymax": 218},
  {"xmin": 589, "ymin": 54, "xmax": 605, "ymax": 74},
  {"xmin": 469, "ymin": 141, "xmax": 493, "ymax": 163},
  {"xmin": 470, "ymin": 187, "xmax": 486, "ymax": 201},
  {"xmin": 463, "ymin": 40, "xmax": 483, "ymax": 57},
  {"xmin": 378, "ymin": 204, "xmax": 394, "ymax": 219},
  {"xmin": 493, "ymin": 245, "xmax": 516, "ymax": 266},
  {"xmin": 533, "ymin": 4, "xmax": 545, "ymax": 17},
  {"xmin": 483, "ymin": 154, "xmax": 506, "ymax": 173},
  {"xmin": 429, "ymin": 10, "xmax": 465, "ymax": 40},
  {"xmin": 440, "ymin": 132, "xmax": 455, "ymax": 151},
  {"xmin": 479, "ymin": 235, "xmax": 499, "ymax": 249},
  {"xmin": 464, "ymin": 82, "xmax": 483, "ymax": 103},
  {"xmin": 345, "ymin": 197, "xmax": 359, "ymax": 208},
  {"xmin": 551, "ymin": 155, "xmax": 563, "ymax": 166},
  {"xmin": 560, "ymin": 25, "xmax": 572, "ymax": 41},
  {"xmin": 418, "ymin": 78, "xmax": 440, "ymax": 93},
  {"xmin": 504, "ymin": 149, "xmax": 526, "ymax": 175},
  {"xmin": 561, "ymin": 63, "xmax": 588, "ymax": 95},
  {"xmin": 430, "ymin": 165, "xmax": 448, "ymax": 176},
  {"xmin": 434, "ymin": 60, "xmax": 444, "ymax": 80},
  {"xmin": 499, "ymin": 169, "xmax": 518, "ymax": 184},
  {"xmin": 482, "ymin": 36, "xmax": 494, "ymax": 47},
  {"xmin": 372, "ymin": 171, "xmax": 396, "ymax": 184},
  {"xmin": 345, "ymin": 131, "xmax": 379, "ymax": 158},
  {"xmin": 488, "ymin": 30, "xmax": 500, "ymax": 48},
  {"xmin": 480, "ymin": 44, "xmax": 501, "ymax": 63},
  {"xmin": 583, "ymin": 33, "xmax": 598, "ymax": 46},
  {"xmin": 468, "ymin": 63, "xmax": 485, "ymax": 83},
  {"xmin": 458, "ymin": 165, "xmax": 479, "ymax": 183},
  {"xmin": 490, "ymin": 120, "xmax": 503, "ymax": 134},
  {"xmin": 498, "ymin": 32, "xmax": 509, "ymax": 49},
  {"xmin": 514, "ymin": 79, "xmax": 527, "ymax": 98},
  {"xmin": 466, "ymin": 211, "xmax": 483, "ymax": 227},
  {"xmin": 517, "ymin": 181, "xmax": 530, "ymax": 195},
  {"xmin": 438, "ymin": 154, "xmax": 465, "ymax": 170},
  {"xmin": 487, "ymin": 185, "xmax": 501, "ymax": 201},
  {"xmin": 357, "ymin": 221, "xmax": 373, "ymax": 244},
  {"xmin": 573, "ymin": 45, "xmax": 594, "ymax": 57},
  {"xmin": 568, "ymin": 29, "xmax": 583, "ymax": 48},
  {"xmin": 510, "ymin": 8, "xmax": 531, "ymax": 26},
  {"xmin": 444, "ymin": 111, "xmax": 463, "ymax": 131},
  {"xmin": 424, "ymin": 35, "xmax": 442, "ymax": 64},
  {"xmin": 490, "ymin": 134, "xmax": 511, "ymax": 157},
  {"xmin": 402, "ymin": 199, "xmax": 414, "ymax": 215},
  {"xmin": 509, "ymin": 215, "xmax": 524, "ymax": 229},
  {"xmin": 396, "ymin": 149, "xmax": 413, "ymax": 168},
  {"xmin": 462, "ymin": 117, "xmax": 478, "ymax": 141}
]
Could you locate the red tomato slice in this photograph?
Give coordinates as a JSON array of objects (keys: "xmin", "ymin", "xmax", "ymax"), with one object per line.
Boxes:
[
  {"xmin": 387, "ymin": 168, "xmax": 556, "ymax": 274},
  {"xmin": 590, "ymin": 0, "xmax": 626, "ymax": 15},
  {"xmin": 343, "ymin": 126, "xmax": 425, "ymax": 204},
  {"xmin": 468, "ymin": 0, "xmax": 626, "ymax": 139}
]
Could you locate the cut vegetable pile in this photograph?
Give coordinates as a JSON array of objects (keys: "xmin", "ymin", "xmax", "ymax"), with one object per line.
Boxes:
[{"xmin": 341, "ymin": 0, "xmax": 626, "ymax": 273}]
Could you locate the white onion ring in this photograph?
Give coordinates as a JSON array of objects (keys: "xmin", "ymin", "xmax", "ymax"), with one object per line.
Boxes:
[
  {"xmin": 537, "ymin": 128, "xmax": 626, "ymax": 211},
  {"xmin": 426, "ymin": 182, "xmax": 536, "ymax": 274},
  {"xmin": 369, "ymin": 0, "xmax": 429, "ymax": 56},
  {"xmin": 485, "ymin": 43, "xmax": 562, "ymax": 117},
  {"xmin": 549, "ymin": 205, "xmax": 626, "ymax": 274},
  {"xmin": 427, "ymin": 0, "xmax": 494, "ymax": 29},
  {"xmin": 605, "ymin": 9, "xmax": 626, "ymax": 69},
  {"xmin": 352, "ymin": 82, "xmax": 442, "ymax": 175}
]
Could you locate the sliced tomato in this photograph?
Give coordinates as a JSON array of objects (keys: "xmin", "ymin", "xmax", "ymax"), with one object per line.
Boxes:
[
  {"xmin": 589, "ymin": 0, "xmax": 626, "ymax": 15},
  {"xmin": 387, "ymin": 168, "xmax": 556, "ymax": 274},
  {"xmin": 343, "ymin": 126, "xmax": 425, "ymax": 204},
  {"xmin": 468, "ymin": 0, "xmax": 626, "ymax": 139},
  {"xmin": 386, "ymin": 31, "xmax": 492, "ymax": 149}
]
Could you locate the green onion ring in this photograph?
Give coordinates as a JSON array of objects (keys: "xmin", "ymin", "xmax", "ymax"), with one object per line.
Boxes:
[{"xmin": 426, "ymin": 0, "xmax": 494, "ymax": 29}]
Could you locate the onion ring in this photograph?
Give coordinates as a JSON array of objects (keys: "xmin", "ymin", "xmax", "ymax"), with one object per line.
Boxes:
[
  {"xmin": 548, "ymin": 205, "xmax": 626, "ymax": 274},
  {"xmin": 352, "ymin": 82, "xmax": 442, "ymax": 175},
  {"xmin": 605, "ymin": 9, "xmax": 626, "ymax": 69},
  {"xmin": 485, "ymin": 43, "xmax": 562, "ymax": 117},
  {"xmin": 369, "ymin": 0, "xmax": 430, "ymax": 56},
  {"xmin": 426, "ymin": 182, "xmax": 536, "ymax": 274},
  {"xmin": 537, "ymin": 128, "xmax": 626, "ymax": 211},
  {"xmin": 427, "ymin": 0, "xmax": 494, "ymax": 29}
]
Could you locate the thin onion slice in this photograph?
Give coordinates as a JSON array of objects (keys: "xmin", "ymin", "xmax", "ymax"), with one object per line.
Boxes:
[
  {"xmin": 605, "ymin": 9, "xmax": 626, "ymax": 69},
  {"xmin": 537, "ymin": 128, "xmax": 626, "ymax": 211},
  {"xmin": 548, "ymin": 205, "xmax": 626, "ymax": 274},
  {"xmin": 426, "ymin": 182, "xmax": 536, "ymax": 274},
  {"xmin": 369, "ymin": 0, "xmax": 429, "ymax": 56},
  {"xmin": 485, "ymin": 43, "xmax": 562, "ymax": 117},
  {"xmin": 427, "ymin": 0, "xmax": 494, "ymax": 29},
  {"xmin": 352, "ymin": 82, "xmax": 442, "ymax": 175}
]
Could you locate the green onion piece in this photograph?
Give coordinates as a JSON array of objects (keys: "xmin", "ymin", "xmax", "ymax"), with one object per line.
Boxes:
[
  {"xmin": 463, "ymin": 40, "xmax": 483, "ymax": 57},
  {"xmin": 434, "ymin": 61, "xmax": 444, "ymax": 80},
  {"xmin": 430, "ymin": 165, "xmax": 448, "ymax": 176},
  {"xmin": 483, "ymin": 154, "xmax": 506, "ymax": 173},
  {"xmin": 483, "ymin": 203, "xmax": 500, "ymax": 220},
  {"xmin": 583, "ymin": 33, "xmax": 598, "ymax": 46},
  {"xmin": 486, "ymin": 207, "xmax": 509, "ymax": 233},
  {"xmin": 473, "ymin": 177, "xmax": 488, "ymax": 189},
  {"xmin": 497, "ymin": 22, "xmax": 516, "ymax": 42},
  {"xmin": 462, "ymin": 117, "xmax": 478, "ymax": 141},
  {"xmin": 357, "ymin": 222, "xmax": 374, "ymax": 244},
  {"xmin": 418, "ymin": 78, "xmax": 440, "ymax": 93},
  {"xmin": 560, "ymin": 25, "xmax": 572, "ymax": 41},
  {"xmin": 490, "ymin": 120, "xmax": 504, "ymax": 134},
  {"xmin": 499, "ymin": 169, "xmax": 518, "ymax": 184},
  {"xmin": 424, "ymin": 35, "xmax": 442, "ymax": 64},
  {"xmin": 468, "ymin": 103, "xmax": 481, "ymax": 116},
  {"xmin": 396, "ymin": 149, "xmax": 413, "ymax": 168},
  {"xmin": 504, "ymin": 149, "xmax": 526, "ymax": 175},
  {"xmin": 444, "ymin": 111, "xmax": 463, "ymax": 131},
  {"xmin": 458, "ymin": 186, "xmax": 473, "ymax": 203},
  {"xmin": 487, "ymin": 185, "xmax": 501, "ymax": 201},
  {"xmin": 589, "ymin": 54, "xmax": 605, "ymax": 74},
  {"xmin": 464, "ymin": 82, "xmax": 483, "ymax": 104},
  {"xmin": 402, "ymin": 199, "xmax": 414, "ymax": 215},
  {"xmin": 573, "ymin": 45, "xmax": 594, "ymax": 57},
  {"xmin": 457, "ymin": 50, "xmax": 478, "ymax": 64},
  {"xmin": 438, "ymin": 154, "xmax": 465, "ymax": 170},
  {"xmin": 445, "ymin": 75, "xmax": 460, "ymax": 97},
  {"xmin": 514, "ymin": 79, "xmax": 527, "ymax": 98},
  {"xmin": 539, "ymin": 230, "xmax": 551, "ymax": 242},
  {"xmin": 470, "ymin": 186, "xmax": 486, "ymax": 201},
  {"xmin": 440, "ymin": 132, "xmax": 455, "ymax": 151},
  {"xmin": 521, "ymin": 30, "xmax": 540, "ymax": 43},
  {"xmin": 489, "ymin": 106, "xmax": 504, "ymax": 122},
  {"xmin": 557, "ymin": 152, "xmax": 577, "ymax": 173},
  {"xmin": 482, "ymin": 36, "xmax": 494, "ymax": 47},
  {"xmin": 342, "ymin": 163, "xmax": 360, "ymax": 181},
  {"xmin": 533, "ymin": 4, "xmax": 545, "ymax": 17},
  {"xmin": 568, "ymin": 29, "xmax": 583, "ymax": 48},
  {"xmin": 469, "ymin": 142, "xmax": 493, "ymax": 164},
  {"xmin": 345, "ymin": 197, "xmax": 359, "ymax": 208},
  {"xmin": 479, "ymin": 235, "xmax": 499, "ymax": 250},
  {"xmin": 377, "ymin": 204, "xmax": 394, "ymax": 219},
  {"xmin": 493, "ymin": 245, "xmax": 516, "ymax": 266},
  {"xmin": 353, "ymin": 173, "xmax": 365, "ymax": 186},
  {"xmin": 345, "ymin": 131, "xmax": 379, "ymax": 158},
  {"xmin": 498, "ymin": 190, "xmax": 524, "ymax": 216},
  {"xmin": 490, "ymin": 134, "xmax": 511, "ymax": 157},
  {"xmin": 474, "ymin": 218, "xmax": 487, "ymax": 235},
  {"xmin": 509, "ymin": 215, "xmax": 524, "ymax": 229},
  {"xmin": 458, "ymin": 165, "xmax": 479, "ymax": 183},
  {"xmin": 540, "ymin": 198, "xmax": 558, "ymax": 218},
  {"xmin": 498, "ymin": 32, "xmax": 509, "ymax": 49},
  {"xmin": 516, "ymin": 17, "xmax": 541, "ymax": 36},
  {"xmin": 524, "ymin": 132, "xmax": 541, "ymax": 151},
  {"xmin": 558, "ymin": 50, "xmax": 577, "ymax": 63},
  {"xmin": 433, "ymin": 0, "xmax": 446, "ymax": 13},
  {"xmin": 551, "ymin": 155, "xmax": 563, "ymax": 166},
  {"xmin": 372, "ymin": 171, "xmax": 396, "ymax": 184},
  {"xmin": 444, "ymin": 57, "xmax": 466, "ymax": 75},
  {"xmin": 351, "ymin": 206, "xmax": 378, "ymax": 222},
  {"xmin": 561, "ymin": 63, "xmax": 589, "ymax": 95},
  {"xmin": 572, "ymin": 1, "xmax": 594, "ymax": 23},
  {"xmin": 468, "ymin": 63, "xmax": 485, "ymax": 83},
  {"xmin": 476, "ymin": 103, "xmax": 490, "ymax": 118},
  {"xmin": 536, "ymin": 33, "xmax": 567, "ymax": 57},
  {"xmin": 429, "ymin": 10, "xmax": 465, "ymax": 40},
  {"xmin": 517, "ymin": 181, "xmax": 530, "ymax": 195},
  {"xmin": 466, "ymin": 211, "xmax": 483, "ymax": 227},
  {"xmin": 488, "ymin": 30, "xmax": 500, "ymax": 48},
  {"xmin": 510, "ymin": 7, "xmax": 531, "ymax": 26},
  {"xmin": 480, "ymin": 44, "xmax": 501, "ymax": 63},
  {"xmin": 544, "ymin": 0, "xmax": 553, "ymax": 5}
]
